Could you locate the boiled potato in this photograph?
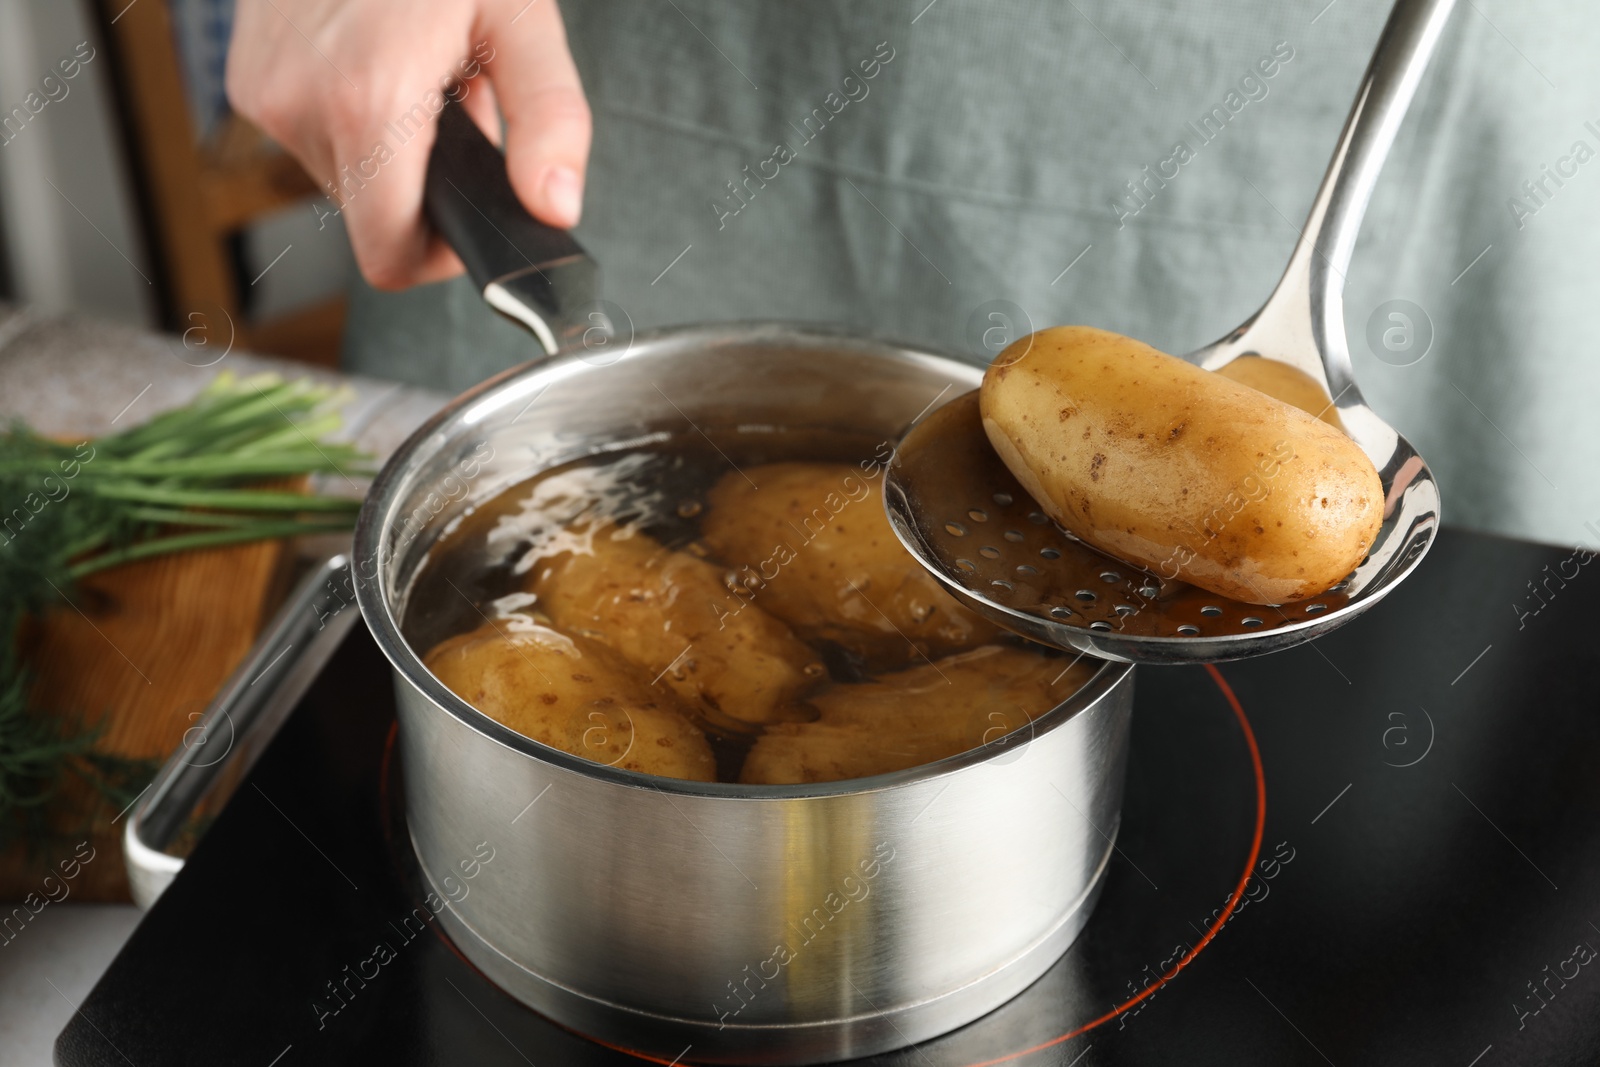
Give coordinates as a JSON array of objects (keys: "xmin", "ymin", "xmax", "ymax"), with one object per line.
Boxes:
[
  {"xmin": 424, "ymin": 622, "xmax": 716, "ymax": 781},
  {"xmin": 1214, "ymin": 355, "xmax": 1344, "ymax": 430},
  {"xmin": 740, "ymin": 646, "xmax": 1096, "ymax": 784},
  {"xmin": 981, "ymin": 326, "xmax": 1383, "ymax": 605},
  {"xmin": 702, "ymin": 463, "xmax": 999, "ymax": 668},
  {"xmin": 530, "ymin": 524, "xmax": 824, "ymax": 726}
]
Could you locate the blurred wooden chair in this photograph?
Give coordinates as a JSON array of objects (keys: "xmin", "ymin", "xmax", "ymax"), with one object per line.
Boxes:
[{"xmin": 93, "ymin": 0, "xmax": 346, "ymax": 366}]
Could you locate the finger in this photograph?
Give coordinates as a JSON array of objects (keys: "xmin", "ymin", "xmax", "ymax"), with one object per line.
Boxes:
[
  {"xmin": 483, "ymin": 0, "xmax": 593, "ymax": 229},
  {"xmin": 334, "ymin": 73, "xmax": 475, "ymax": 289},
  {"xmin": 397, "ymin": 76, "xmax": 503, "ymax": 284},
  {"xmin": 226, "ymin": 2, "xmax": 338, "ymax": 192},
  {"xmin": 392, "ymin": 75, "xmax": 505, "ymax": 285},
  {"xmin": 458, "ymin": 72, "xmax": 503, "ymax": 146}
]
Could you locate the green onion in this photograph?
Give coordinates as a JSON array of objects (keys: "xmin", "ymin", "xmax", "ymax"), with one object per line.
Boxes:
[{"xmin": 0, "ymin": 370, "xmax": 373, "ymax": 849}]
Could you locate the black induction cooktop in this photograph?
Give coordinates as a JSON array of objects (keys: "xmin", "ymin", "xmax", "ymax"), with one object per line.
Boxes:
[{"xmin": 57, "ymin": 528, "xmax": 1600, "ymax": 1066}]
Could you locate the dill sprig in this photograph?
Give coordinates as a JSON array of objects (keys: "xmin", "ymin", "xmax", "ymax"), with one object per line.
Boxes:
[{"xmin": 0, "ymin": 371, "xmax": 370, "ymax": 850}]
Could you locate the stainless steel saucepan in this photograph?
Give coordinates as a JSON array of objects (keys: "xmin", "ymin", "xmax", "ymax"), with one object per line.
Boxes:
[{"xmin": 349, "ymin": 108, "xmax": 1134, "ymax": 1064}]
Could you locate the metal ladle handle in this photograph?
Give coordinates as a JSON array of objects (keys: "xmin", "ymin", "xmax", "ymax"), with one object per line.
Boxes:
[{"xmin": 1193, "ymin": 0, "xmax": 1459, "ymax": 401}]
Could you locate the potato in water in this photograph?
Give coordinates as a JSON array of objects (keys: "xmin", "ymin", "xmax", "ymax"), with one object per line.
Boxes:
[
  {"xmin": 702, "ymin": 463, "xmax": 998, "ymax": 667},
  {"xmin": 425, "ymin": 622, "xmax": 716, "ymax": 781},
  {"xmin": 740, "ymin": 646, "xmax": 1095, "ymax": 785},
  {"xmin": 530, "ymin": 524, "xmax": 824, "ymax": 726},
  {"xmin": 980, "ymin": 326, "xmax": 1383, "ymax": 604},
  {"xmin": 416, "ymin": 441, "xmax": 1102, "ymax": 785}
]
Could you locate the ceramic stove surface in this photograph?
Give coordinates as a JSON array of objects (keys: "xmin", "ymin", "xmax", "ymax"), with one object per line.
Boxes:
[{"xmin": 58, "ymin": 528, "xmax": 1600, "ymax": 1066}]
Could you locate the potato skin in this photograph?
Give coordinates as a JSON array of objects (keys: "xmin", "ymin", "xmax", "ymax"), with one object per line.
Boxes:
[
  {"xmin": 980, "ymin": 326, "xmax": 1383, "ymax": 604},
  {"xmin": 1213, "ymin": 355, "xmax": 1344, "ymax": 431},
  {"xmin": 530, "ymin": 525, "xmax": 824, "ymax": 725},
  {"xmin": 740, "ymin": 646, "xmax": 1094, "ymax": 785},
  {"xmin": 702, "ymin": 462, "xmax": 999, "ymax": 668},
  {"xmin": 424, "ymin": 622, "xmax": 717, "ymax": 781}
]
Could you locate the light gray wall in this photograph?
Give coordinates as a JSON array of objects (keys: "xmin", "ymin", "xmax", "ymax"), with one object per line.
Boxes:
[{"xmin": 0, "ymin": 0, "xmax": 156, "ymax": 328}]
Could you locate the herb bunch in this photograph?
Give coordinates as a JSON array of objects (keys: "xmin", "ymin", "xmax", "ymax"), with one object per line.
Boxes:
[{"xmin": 0, "ymin": 372, "xmax": 369, "ymax": 849}]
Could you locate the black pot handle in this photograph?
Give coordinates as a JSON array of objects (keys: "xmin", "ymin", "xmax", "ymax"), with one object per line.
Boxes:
[{"xmin": 423, "ymin": 99, "xmax": 601, "ymax": 356}]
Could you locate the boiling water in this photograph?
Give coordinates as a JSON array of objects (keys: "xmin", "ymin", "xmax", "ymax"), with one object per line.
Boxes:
[
  {"xmin": 401, "ymin": 429, "xmax": 888, "ymax": 653},
  {"xmin": 401, "ymin": 429, "xmax": 1064, "ymax": 783}
]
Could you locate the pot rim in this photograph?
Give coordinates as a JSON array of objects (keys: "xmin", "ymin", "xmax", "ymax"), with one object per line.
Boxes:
[{"xmin": 353, "ymin": 319, "xmax": 1131, "ymax": 800}]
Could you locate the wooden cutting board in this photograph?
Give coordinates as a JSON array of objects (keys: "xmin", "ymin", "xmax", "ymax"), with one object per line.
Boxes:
[{"xmin": 0, "ymin": 537, "xmax": 294, "ymax": 903}]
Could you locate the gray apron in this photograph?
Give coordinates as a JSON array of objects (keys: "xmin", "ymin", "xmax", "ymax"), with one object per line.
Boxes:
[{"xmin": 344, "ymin": 0, "xmax": 1600, "ymax": 548}]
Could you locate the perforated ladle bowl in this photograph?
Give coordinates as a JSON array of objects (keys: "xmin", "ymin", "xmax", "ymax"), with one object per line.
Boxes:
[{"xmin": 885, "ymin": 0, "xmax": 1452, "ymax": 664}]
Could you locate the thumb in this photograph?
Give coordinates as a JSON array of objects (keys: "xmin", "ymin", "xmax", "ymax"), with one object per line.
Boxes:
[{"xmin": 486, "ymin": 0, "xmax": 593, "ymax": 229}]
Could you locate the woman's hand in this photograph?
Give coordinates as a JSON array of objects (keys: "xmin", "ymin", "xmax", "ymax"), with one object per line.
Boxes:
[{"xmin": 227, "ymin": 0, "xmax": 591, "ymax": 289}]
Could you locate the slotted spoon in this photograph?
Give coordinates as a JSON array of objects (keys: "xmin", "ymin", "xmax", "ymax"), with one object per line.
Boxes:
[{"xmin": 885, "ymin": 0, "xmax": 1452, "ymax": 664}]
